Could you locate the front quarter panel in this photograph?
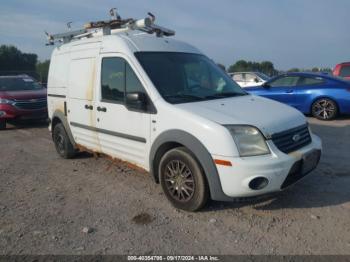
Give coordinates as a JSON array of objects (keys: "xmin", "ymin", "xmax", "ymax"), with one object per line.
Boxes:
[
  {"xmin": 151, "ymin": 100, "xmax": 239, "ymax": 157},
  {"xmin": 148, "ymin": 100, "xmax": 239, "ymax": 201}
]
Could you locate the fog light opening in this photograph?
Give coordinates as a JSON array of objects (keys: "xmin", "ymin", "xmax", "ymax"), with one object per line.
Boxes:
[{"xmin": 249, "ymin": 177, "xmax": 269, "ymax": 190}]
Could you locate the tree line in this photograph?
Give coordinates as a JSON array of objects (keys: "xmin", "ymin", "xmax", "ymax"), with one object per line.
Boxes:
[
  {"xmin": 0, "ymin": 45, "xmax": 49, "ymax": 83},
  {"xmin": 0, "ymin": 45, "xmax": 333, "ymax": 84},
  {"xmin": 221, "ymin": 60, "xmax": 332, "ymax": 76}
]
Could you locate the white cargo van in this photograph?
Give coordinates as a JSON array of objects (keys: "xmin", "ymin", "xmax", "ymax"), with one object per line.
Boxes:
[{"xmin": 47, "ymin": 13, "xmax": 322, "ymax": 211}]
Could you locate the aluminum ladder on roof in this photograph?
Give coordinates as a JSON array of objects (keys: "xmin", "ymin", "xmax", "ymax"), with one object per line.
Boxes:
[{"xmin": 45, "ymin": 9, "xmax": 175, "ymax": 45}]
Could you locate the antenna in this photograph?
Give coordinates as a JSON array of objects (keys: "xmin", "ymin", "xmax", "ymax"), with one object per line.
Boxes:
[
  {"xmin": 45, "ymin": 8, "xmax": 175, "ymax": 45},
  {"xmin": 148, "ymin": 12, "xmax": 155, "ymax": 22},
  {"xmin": 67, "ymin": 22, "xmax": 72, "ymax": 31},
  {"xmin": 109, "ymin": 8, "xmax": 121, "ymax": 20}
]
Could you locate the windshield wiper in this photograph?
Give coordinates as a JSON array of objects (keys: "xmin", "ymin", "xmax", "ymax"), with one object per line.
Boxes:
[
  {"xmin": 204, "ymin": 92, "xmax": 246, "ymax": 99},
  {"xmin": 164, "ymin": 94, "xmax": 204, "ymax": 101}
]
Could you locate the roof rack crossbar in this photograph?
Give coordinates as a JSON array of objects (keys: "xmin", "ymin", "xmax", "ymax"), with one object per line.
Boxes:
[{"xmin": 45, "ymin": 9, "xmax": 175, "ymax": 45}]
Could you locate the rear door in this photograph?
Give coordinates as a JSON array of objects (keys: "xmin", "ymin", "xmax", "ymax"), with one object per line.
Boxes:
[{"xmin": 95, "ymin": 53, "xmax": 151, "ymax": 169}]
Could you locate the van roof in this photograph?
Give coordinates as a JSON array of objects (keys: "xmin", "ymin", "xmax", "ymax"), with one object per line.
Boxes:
[{"xmin": 53, "ymin": 31, "xmax": 202, "ymax": 55}]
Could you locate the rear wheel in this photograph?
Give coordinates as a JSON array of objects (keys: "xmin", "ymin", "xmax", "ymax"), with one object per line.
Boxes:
[
  {"xmin": 0, "ymin": 120, "xmax": 6, "ymax": 130},
  {"xmin": 53, "ymin": 123, "xmax": 75, "ymax": 159},
  {"xmin": 312, "ymin": 98, "xmax": 338, "ymax": 120},
  {"xmin": 159, "ymin": 147, "xmax": 209, "ymax": 211}
]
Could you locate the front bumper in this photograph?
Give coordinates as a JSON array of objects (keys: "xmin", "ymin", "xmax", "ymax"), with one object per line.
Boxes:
[
  {"xmin": 212, "ymin": 134, "xmax": 322, "ymax": 198},
  {"xmin": 0, "ymin": 104, "xmax": 47, "ymax": 121}
]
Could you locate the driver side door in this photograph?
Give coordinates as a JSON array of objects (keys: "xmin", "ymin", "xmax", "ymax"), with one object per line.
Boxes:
[{"xmin": 95, "ymin": 54, "xmax": 152, "ymax": 169}]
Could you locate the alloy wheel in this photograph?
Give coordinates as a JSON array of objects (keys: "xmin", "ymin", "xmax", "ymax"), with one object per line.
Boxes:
[
  {"xmin": 313, "ymin": 99, "xmax": 336, "ymax": 120},
  {"xmin": 54, "ymin": 132, "xmax": 65, "ymax": 155},
  {"xmin": 164, "ymin": 160, "xmax": 195, "ymax": 202}
]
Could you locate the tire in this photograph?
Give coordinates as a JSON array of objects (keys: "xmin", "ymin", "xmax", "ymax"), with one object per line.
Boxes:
[
  {"xmin": 53, "ymin": 123, "xmax": 76, "ymax": 159},
  {"xmin": 0, "ymin": 120, "xmax": 6, "ymax": 130},
  {"xmin": 311, "ymin": 98, "xmax": 338, "ymax": 120},
  {"xmin": 159, "ymin": 147, "xmax": 209, "ymax": 211}
]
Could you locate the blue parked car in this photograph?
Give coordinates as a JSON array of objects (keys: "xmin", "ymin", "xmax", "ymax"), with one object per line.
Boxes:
[{"xmin": 245, "ymin": 72, "xmax": 350, "ymax": 120}]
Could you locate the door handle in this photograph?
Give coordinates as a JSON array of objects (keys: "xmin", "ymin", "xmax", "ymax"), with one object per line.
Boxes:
[
  {"xmin": 285, "ymin": 89, "xmax": 294, "ymax": 93},
  {"xmin": 84, "ymin": 104, "xmax": 93, "ymax": 110},
  {"xmin": 97, "ymin": 106, "xmax": 107, "ymax": 112}
]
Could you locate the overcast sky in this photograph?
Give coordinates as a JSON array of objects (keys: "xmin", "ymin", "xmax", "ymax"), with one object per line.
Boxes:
[{"xmin": 0, "ymin": 0, "xmax": 349, "ymax": 70}]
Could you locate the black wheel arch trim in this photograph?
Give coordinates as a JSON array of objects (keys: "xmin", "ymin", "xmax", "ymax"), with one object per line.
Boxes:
[
  {"xmin": 149, "ymin": 129, "xmax": 232, "ymax": 201},
  {"xmin": 51, "ymin": 110, "xmax": 76, "ymax": 147}
]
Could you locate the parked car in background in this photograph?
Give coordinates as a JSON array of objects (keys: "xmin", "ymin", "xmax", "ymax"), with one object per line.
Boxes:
[
  {"xmin": 0, "ymin": 75, "xmax": 47, "ymax": 130},
  {"xmin": 333, "ymin": 62, "xmax": 350, "ymax": 80},
  {"xmin": 229, "ymin": 72, "xmax": 270, "ymax": 88},
  {"xmin": 245, "ymin": 72, "xmax": 350, "ymax": 120}
]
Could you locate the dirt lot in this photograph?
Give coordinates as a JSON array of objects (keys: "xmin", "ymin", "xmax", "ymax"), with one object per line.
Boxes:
[{"xmin": 0, "ymin": 118, "xmax": 349, "ymax": 255}]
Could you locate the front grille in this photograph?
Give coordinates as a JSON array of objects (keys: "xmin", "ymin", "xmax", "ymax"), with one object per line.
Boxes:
[
  {"xmin": 271, "ymin": 124, "xmax": 311, "ymax": 154},
  {"xmin": 14, "ymin": 98, "xmax": 47, "ymax": 110}
]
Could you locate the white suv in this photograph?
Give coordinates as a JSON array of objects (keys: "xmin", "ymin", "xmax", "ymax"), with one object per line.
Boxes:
[{"xmin": 47, "ymin": 16, "xmax": 322, "ymax": 211}]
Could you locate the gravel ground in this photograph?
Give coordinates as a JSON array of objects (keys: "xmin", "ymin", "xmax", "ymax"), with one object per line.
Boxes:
[{"xmin": 0, "ymin": 118, "xmax": 349, "ymax": 255}]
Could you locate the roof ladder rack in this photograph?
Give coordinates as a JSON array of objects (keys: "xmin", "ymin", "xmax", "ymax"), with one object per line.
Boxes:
[{"xmin": 45, "ymin": 9, "xmax": 175, "ymax": 45}]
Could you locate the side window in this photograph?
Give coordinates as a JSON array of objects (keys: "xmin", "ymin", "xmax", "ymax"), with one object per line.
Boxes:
[
  {"xmin": 269, "ymin": 76, "xmax": 299, "ymax": 87},
  {"xmin": 245, "ymin": 73, "xmax": 257, "ymax": 83},
  {"xmin": 126, "ymin": 63, "xmax": 145, "ymax": 93},
  {"xmin": 233, "ymin": 73, "xmax": 243, "ymax": 82},
  {"xmin": 298, "ymin": 77, "xmax": 324, "ymax": 86},
  {"xmin": 101, "ymin": 57, "xmax": 146, "ymax": 102},
  {"xmin": 101, "ymin": 58, "xmax": 125, "ymax": 102},
  {"xmin": 340, "ymin": 66, "xmax": 350, "ymax": 77}
]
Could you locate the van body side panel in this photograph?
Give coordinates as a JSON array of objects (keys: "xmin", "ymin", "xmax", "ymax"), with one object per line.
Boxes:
[
  {"xmin": 47, "ymin": 50, "xmax": 70, "ymax": 128},
  {"xmin": 67, "ymin": 43, "xmax": 101, "ymax": 152}
]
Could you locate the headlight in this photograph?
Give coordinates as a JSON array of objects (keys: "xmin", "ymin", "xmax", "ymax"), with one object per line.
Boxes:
[
  {"xmin": 225, "ymin": 125, "xmax": 270, "ymax": 157},
  {"xmin": 0, "ymin": 98, "xmax": 14, "ymax": 105}
]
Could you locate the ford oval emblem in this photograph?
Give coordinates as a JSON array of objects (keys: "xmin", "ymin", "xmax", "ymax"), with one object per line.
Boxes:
[{"xmin": 292, "ymin": 134, "xmax": 301, "ymax": 142}]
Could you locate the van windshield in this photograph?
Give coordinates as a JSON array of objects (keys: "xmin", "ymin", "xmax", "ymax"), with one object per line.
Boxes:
[
  {"xmin": 135, "ymin": 52, "xmax": 246, "ymax": 104},
  {"xmin": 0, "ymin": 77, "xmax": 43, "ymax": 91}
]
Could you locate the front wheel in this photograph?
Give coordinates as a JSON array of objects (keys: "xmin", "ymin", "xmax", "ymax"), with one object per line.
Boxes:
[
  {"xmin": 53, "ymin": 123, "xmax": 76, "ymax": 159},
  {"xmin": 0, "ymin": 120, "xmax": 6, "ymax": 130},
  {"xmin": 159, "ymin": 147, "xmax": 209, "ymax": 211},
  {"xmin": 311, "ymin": 98, "xmax": 338, "ymax": 120}
]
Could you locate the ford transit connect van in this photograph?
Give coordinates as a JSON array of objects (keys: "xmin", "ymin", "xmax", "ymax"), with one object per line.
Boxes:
[{"xmin": 47, "ymin": 13, "xmax": 322, "ymax": 211}]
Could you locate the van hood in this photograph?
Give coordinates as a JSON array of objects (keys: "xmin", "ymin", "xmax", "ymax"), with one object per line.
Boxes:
[
  {"xmin": 175, "ymin": 95, "xmax": 307, "ymax": 137},
  {"xmin": 0, "ymin": 89, "xmax": 47, "ymax": 100}
]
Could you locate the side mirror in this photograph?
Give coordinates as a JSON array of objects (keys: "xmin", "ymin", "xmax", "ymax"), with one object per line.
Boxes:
[
  {"xmin": 262, "ymin": 82, "xmax": 270, "ymax": 88},
  {"xmin": 126, "ymin": 92, "xmax": 147, "ymax": 111},
  {"xmin": 254, "ymin": 78, "xmax": 260, "ymax": 83}
]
